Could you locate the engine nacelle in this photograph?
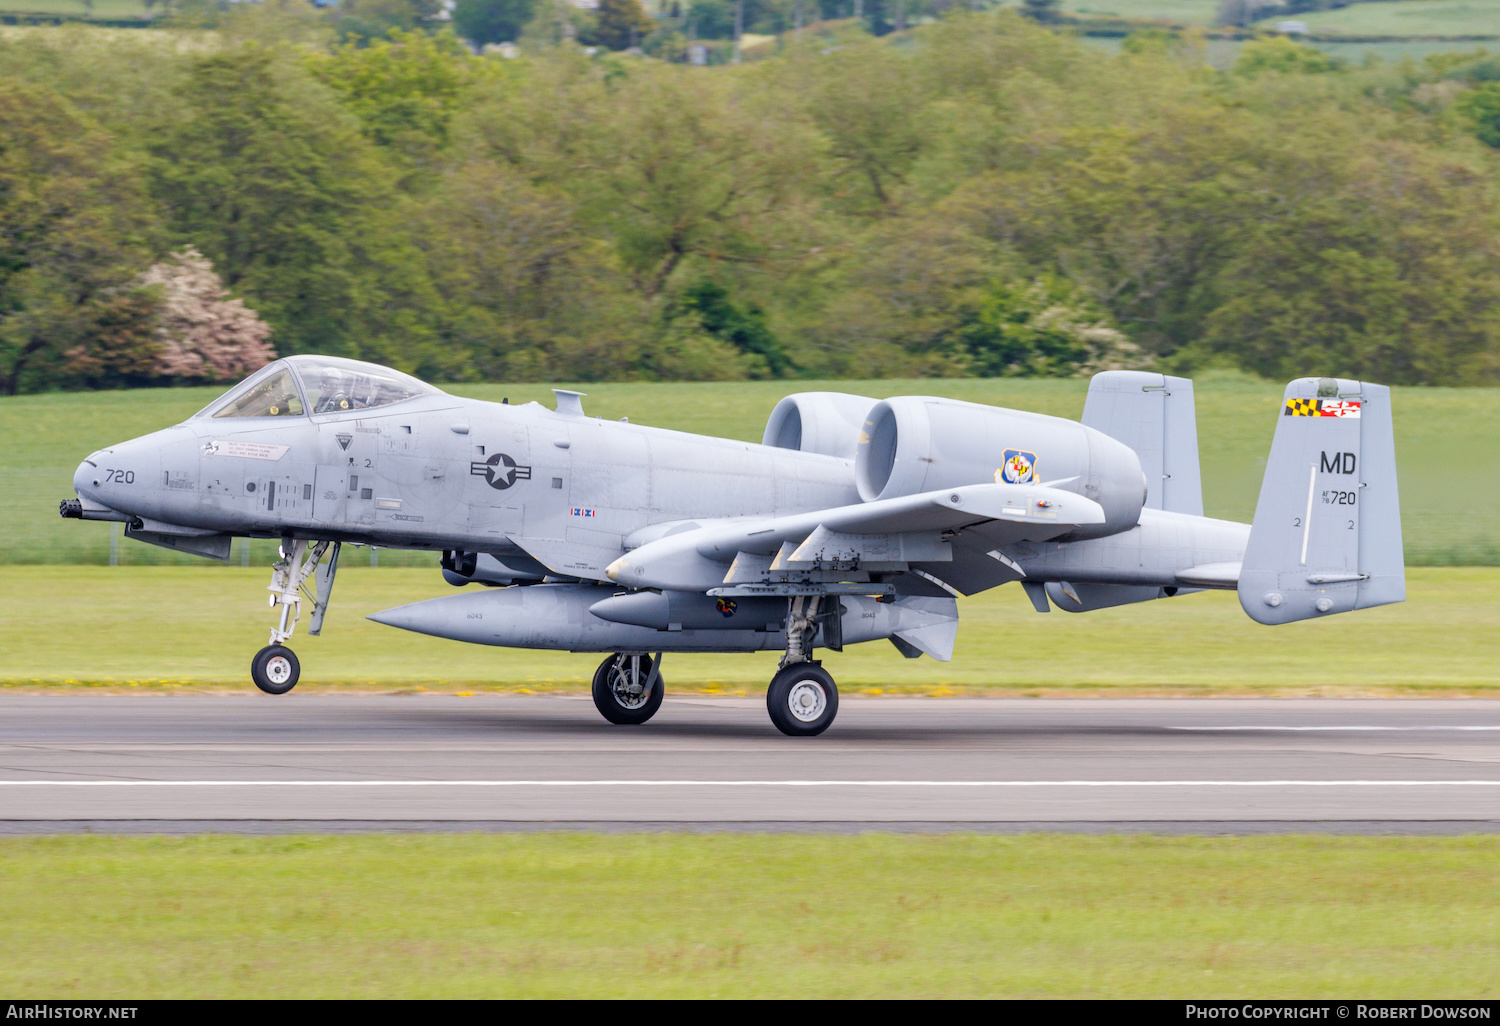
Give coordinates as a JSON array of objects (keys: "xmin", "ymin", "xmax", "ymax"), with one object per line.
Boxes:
[
  {"xmin": 854, "ymin": 396, "xmax": 1147, "ymax": 537},
  {"xmin": 763, "ymin": 392, "xmax": 880, "ymax": 461}
]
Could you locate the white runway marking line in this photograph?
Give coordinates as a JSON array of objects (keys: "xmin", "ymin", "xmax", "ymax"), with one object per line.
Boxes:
[
  {"xmin": 1166, "ymin": 726, "xmax": 1500, "ymax": 732},
  {"xmin": 2, "ymin": 780, "xmax": 1500, "ymax": 788}
]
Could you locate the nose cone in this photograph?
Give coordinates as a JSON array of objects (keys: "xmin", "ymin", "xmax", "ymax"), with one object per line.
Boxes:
[
  {"xmin": 70, "ymin": 435, "xmax": 158, "ymax": 519},
  {"xmin": 366, "ymin": 602, "xmax": 436, "ymax": 635},
  {"xmin": 73, "ymin": 453, "xmax": 110, "ymax": 505}
]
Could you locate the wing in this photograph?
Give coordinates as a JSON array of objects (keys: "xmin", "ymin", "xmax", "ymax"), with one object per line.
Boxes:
[{"xmin": 604, "ymin": 481, "xmax": 1105, "ymax": 595}]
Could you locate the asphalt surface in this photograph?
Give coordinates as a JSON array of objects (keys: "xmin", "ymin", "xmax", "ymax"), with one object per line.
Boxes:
[{"xmin": 2, "ymin": 694, "xmax": 1499, "ymax": 833}]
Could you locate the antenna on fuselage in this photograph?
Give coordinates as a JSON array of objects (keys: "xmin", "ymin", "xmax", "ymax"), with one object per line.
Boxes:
[{"xmin": 553, "ymin": 389, "xmax": 587, "ymax": 417}]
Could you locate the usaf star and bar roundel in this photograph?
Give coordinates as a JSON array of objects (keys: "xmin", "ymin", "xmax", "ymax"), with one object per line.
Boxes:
[{"xmin": 470, "ymin": 452, "xmax": 532, "ymax": 490}]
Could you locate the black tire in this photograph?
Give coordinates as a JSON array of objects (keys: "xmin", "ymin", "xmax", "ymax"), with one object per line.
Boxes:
[
  {"xmin": 251, "ymin": 644, "xmax": 300, "ymax": 695},
  {"xmin": 591, "ymin": 653, "xmax": 664, "ymax": 725},
  {"xmin": 766, "ymin": 663, "xmax": 838, "ymax": 737}
]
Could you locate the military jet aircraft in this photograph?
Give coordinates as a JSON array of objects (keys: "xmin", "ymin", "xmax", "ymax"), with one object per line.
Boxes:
[{"xmin": 62, "ymin": 355, "xmax": 1404, "ymax": 735}]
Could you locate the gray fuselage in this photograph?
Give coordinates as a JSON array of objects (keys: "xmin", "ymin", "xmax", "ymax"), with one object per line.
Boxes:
[{"xmin": 75, "ymin": 393, "xmax": 858, "ymax": 560}]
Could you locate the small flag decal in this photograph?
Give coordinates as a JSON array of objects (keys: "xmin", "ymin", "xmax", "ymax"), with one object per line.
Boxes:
[{"xmin": 1285, "ymin": 398, "xmax": 1361, "ymax": 418}]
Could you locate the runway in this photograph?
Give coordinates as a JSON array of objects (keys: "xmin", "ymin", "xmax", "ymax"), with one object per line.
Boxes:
[{"xmin": 2, "ymin": 694, "xmax": 1499, "ymax": 833}]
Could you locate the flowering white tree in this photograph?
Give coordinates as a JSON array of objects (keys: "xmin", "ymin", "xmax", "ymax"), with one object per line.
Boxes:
[{"xmin": 135, "ymin": 247, "xmax": 276, "ymax": 382}]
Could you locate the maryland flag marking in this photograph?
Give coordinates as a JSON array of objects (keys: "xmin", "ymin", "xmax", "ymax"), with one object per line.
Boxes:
[{"xmin": 1285, "ymin": 398, "xmax": 1361, "ymax": 419}]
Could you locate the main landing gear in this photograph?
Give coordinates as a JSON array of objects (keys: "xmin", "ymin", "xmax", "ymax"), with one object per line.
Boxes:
[
  {"xmin": 250, "ymin": 539, "xmax": 340, "ymax": 695},
  {"xmin": 587, "ymin": 595, "xmax": 843, "ymax": 736},
  {"xmin": 766, "ymin": 594, "xmax": 839, "ymax": 737},
  {"xmin": 592, "ymin": 652, "xmax": 664, "ymax": 724}
]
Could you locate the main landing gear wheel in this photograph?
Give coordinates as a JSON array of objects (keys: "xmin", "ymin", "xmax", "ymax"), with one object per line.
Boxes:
[
  {"xmin": 251, "ymin": 644, "xmax": 300, "ymax": 695},
  {"xmin": 767, "ymin": 663, "xmax": 838, "ymax": 737},
  {"xmin": 592, "ymin": 653, "xmax": 664, "ymax": 725}
]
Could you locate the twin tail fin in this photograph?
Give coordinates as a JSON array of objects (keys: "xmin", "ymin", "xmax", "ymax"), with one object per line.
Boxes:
[{"xmin": 1239, "ymin": 377, "xmax": 1404, "ymax": 625}]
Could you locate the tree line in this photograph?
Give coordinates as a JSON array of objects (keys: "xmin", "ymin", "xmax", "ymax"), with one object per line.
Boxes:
[{"xmin": 2, "ymin": 9, "xmax": 1499, "ymax": 394}]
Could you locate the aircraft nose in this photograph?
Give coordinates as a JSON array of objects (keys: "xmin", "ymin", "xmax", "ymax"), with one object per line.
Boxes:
[
  {"xmin": 71, "ymin": 434, "xmax": 160, "ymax": 513},
  {"xmin": 73, "ymin": 455, "xmax": 105, "ymax": 502}
]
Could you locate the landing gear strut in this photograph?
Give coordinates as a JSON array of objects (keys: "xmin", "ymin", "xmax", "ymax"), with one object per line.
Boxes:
[
  {"xmin": 250, "ymin": 539, "xmax": 339, "ymax": 696},
  {"xmin": 767, "ymin": 594, "xmax": 839, "ymax": 736},
  {"xmin": 592, "ymin": 652, "xmax": 664, "ymax": 725}
]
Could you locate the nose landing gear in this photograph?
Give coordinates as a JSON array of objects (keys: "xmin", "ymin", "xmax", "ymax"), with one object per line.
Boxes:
[{"xmin": 251, "ymin": 539, "xmax": 339, "ymax": 695}]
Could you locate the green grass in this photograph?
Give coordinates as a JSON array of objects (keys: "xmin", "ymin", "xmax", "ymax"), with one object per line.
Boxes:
[
  {"xmin": 1036, "ymin": 0, "xmax": 1500, "ymax": 36},
  {"xmin": 1313, "ymin": 37, "xmax": 1499, "ymax": 58},
  {"xmin": 1059, "ymin": 0, "xmax": 1221, "ymax": 26},
  {"xmin": 1261, "ymin": 0, "xmax": 1500, "ymax": 37},
  {"xmin": 2, "ymin": 565, "xmax": 1493, "ymax": 693},
  {"xmin": 7, "ymin": 372, "xmax": 1498, "ymax": 567},
  {"xmin": 1, "ymin": 833, "xmax": 1497, "ymax": 997},
  {"xmin": 1086, "ymin": 34, "xmax": 1499, "ymax": 67},
  {"xmin": 0, "ymin": 0, "xmax": 151, "ymax": 18}
]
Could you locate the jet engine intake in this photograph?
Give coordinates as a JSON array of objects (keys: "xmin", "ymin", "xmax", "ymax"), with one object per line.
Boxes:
[
  {"xmin": 763, "ymin": 392, "xmax": 880, "ymax": 461},
  {"xmin": 855, "ymin": 396, "xmax": 1147, "ymax": 537}
]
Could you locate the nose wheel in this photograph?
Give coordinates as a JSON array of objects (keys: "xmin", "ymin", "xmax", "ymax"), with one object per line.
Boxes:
[
  {"xmin": 592, "ymin": 652, "xmax": 664, "ymax": 725},
  {"xmin": 251, "ymin": 644, "xmax": 300, "ymax": 695}
]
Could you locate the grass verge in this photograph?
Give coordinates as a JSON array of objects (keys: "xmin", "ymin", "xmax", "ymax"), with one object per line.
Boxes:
[
  {"xmin": 1, "ymin": 833, "xmax": 1497, "ymax": 997},
  {"xmin": 0, "ymin": 566, "xmax": 1494, "ymax": 695}
]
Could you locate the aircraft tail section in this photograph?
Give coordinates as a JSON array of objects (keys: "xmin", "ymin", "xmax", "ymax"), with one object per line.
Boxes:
[
  {"xmin": 1238, "ymin": 378, "xmax": 1404, "ymax": 625},
  {"xmin": 1082, "ymin": 370, "xmax": 1203, "ymax": 516}
]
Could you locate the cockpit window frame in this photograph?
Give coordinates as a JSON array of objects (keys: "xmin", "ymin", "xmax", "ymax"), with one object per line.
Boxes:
[
  {"xmin": 191, "ymin": 356, "xmax": 441, "ymax": 423},
  {"xmin": 285, "ymin": 355, "xmax": 438, "ymax": 419},
  {"xmin": 193, "ymin": 360, "xmax": 309, "ymax": 421}
]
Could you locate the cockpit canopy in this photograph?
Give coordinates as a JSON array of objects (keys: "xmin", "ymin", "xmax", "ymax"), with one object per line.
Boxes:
[{"xmin": 199, "ymin": 356, "xmax": 438, "ymax": 420}]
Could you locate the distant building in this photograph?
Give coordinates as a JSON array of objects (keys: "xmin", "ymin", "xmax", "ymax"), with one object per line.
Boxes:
[{"xmin": 1276, "ymin": 20, "xmax": 1309, "ymax": 34}]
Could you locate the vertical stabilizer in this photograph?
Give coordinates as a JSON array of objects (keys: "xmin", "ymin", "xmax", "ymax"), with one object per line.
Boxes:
[
  {"xmin": 1238, "ymin": 378, "xmax": 1404, "ymax": 625},
  {"xmin": 1082, "ymin": 371, "xmax": 1203, "ymax": 515}
]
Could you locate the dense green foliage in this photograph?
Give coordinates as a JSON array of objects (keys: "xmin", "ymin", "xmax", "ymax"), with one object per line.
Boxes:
[{"xmin": 2, "ymin": 13, "xmax": 1500, "ymax": 393}]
